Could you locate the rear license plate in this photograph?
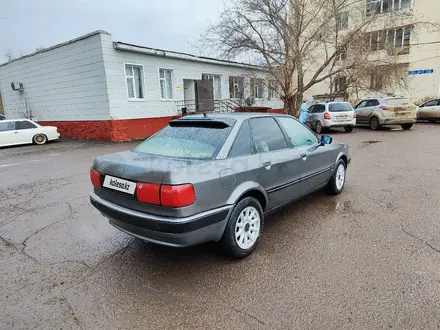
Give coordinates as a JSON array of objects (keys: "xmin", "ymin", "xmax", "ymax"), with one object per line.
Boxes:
[{"xmin": 103, "ymin": 175, "xmax": 136, "ymax": 195}]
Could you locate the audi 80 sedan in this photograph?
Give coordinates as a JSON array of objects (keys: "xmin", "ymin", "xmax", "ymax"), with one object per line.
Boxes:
[{"xmin": 90, "ymin": 113, "xmax": 350, "ymax": 258}]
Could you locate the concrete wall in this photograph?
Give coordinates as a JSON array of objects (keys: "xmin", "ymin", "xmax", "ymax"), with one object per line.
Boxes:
[
  {"xmin": 100, "ymin": 33, "xmax": 283, "ymax": 120},
  {"xmin": 305, "ymin": 0, "xmax": 440, "ymax": 103},
  {"xmin": 0, "ymin": 31, "xmax": 110, "ymax": 121},
  {"xmin": 406, "ymin": 0, "xmax": 440, "ymax": 101}
]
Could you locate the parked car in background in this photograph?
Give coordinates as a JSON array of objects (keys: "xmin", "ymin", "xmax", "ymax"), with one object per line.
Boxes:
[
  {"xmin": 0, "ymin": 114, "xmax": 5, "ymax": 120},
  {"xmin": 416, "ymin": 98, "xmax": 440, "ymax": 123},
  {"xmin": 0, "ymin": 119, "xmax": 60, "ymax": 147},
  {"xmin": 306, "ymin": 102, "xmax": 356, "ymax": 134},
  {"xmin": 90, "ymin": 113, "xmax": 351, "ymax": 258},
  {"xmin": 354, "ymin": 96, "xmax": 416, "ymax": 130}
]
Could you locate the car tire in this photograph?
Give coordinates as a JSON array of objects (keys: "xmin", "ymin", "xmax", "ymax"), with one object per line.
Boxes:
[
  {"xmin": 33, "ymin": 134, "xmax": 48, "ymax": 145},
  {"xmin": 315, "ymin": 121, "xmax": 323, "ymax": 134},
  {"xmin": 344, "ymin": 126, "xmax": 354, "ymax": 133},
  {"xmin": 401, "ymin": 123, "xmax": 413, "ymax": 130},
  {"xmin": 369, "ymin": 117, "xmax": 380, "ymax": 131},
  {"xmin": 429, "ymin": 119, "xmax": 436, "ymax": 123},
  {"xmin": 220, "ymin": 197, "xmax": 264, "ymax": 259},
  {"xmin": 325, "ymin": 159, "xmax": 346, "ymax": 195}
]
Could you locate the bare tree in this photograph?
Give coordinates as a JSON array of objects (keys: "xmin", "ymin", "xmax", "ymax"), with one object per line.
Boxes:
[
  {"xmin": 4, "ymin": 46, "xmax": 46, "ymax": 62},
  {"xmin": 5, "ymin": 49, "xmax": 15, "ymax": 62},
  {"xmin": 204, "ymin": 0, "xmax": 429, "ymax": 115}
]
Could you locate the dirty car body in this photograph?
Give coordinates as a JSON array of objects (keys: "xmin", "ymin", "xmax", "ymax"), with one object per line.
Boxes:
[{"xmin": 90, "ymin": 113, "xmax": 350, "ymax": 256}]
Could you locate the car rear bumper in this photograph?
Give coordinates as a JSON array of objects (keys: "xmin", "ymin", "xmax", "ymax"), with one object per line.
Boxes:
[
  {"xmin": 380, "ymin": 117, "xmax": 416, "ymax": 125},
  {"xmin": 323, "ymin": 119, "xmax": 356, "ymax": 128},
  {"xmin": 90, "ymin": 192, "xmax": 232, "ymax": 247}
]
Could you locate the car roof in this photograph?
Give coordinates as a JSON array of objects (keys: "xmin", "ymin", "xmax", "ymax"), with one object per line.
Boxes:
[
  {"xmin": 1, "ymin": 119, "xmax": 33, "ymax": 123},
  {"xmin": 313, "ymin": 101, "xmax": 350, "ymax": 105},
  {"xmin": 177, "ymin": 112, "xmax": 291, "ymax": 123}
]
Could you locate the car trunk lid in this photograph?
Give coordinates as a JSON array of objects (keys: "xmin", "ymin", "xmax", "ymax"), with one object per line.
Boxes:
[{"xmin": 92, "ymin": 151, "xmax": 201, "ymax": 215}]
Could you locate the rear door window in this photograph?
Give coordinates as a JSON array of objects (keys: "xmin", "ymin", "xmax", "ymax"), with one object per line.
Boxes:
[
  {"xmin": 366, "ymin": 100, "xmax": 379, "ymax": 107},
  {"xmin": 315, "ymin": 104, "xmax": 326, "ymax": 113},
  {"xmin": 0, "ymin": 122, "xmax": 15, "ymax": 132},
  {"xmin": 328, "ymin": 103, "xmax": 353, "ymax": 112},
  {"xmin": 135, "ymin": 121, "xmax": 233, "ymax": 159},
  {"xmin": 250, "ymin": 117, "xmax": 288, "ymax": 153},
  {"xmin": 15, "ymin": 121, "xmax": 37, "ymax": 130},
  {"xmin": 229, "ymin": 120, "xmax": 251, "ymax": 157}
]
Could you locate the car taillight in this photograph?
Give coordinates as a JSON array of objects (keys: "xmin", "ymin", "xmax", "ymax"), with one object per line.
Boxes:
[
  {"xmin": 353, "ymin": 112, "xmax": 357, "ymax": 118},
  {"xmin": 380, "ymin": 106, "xmax": 390, "ymax": 110},
  {"xmin": 90, "ymin": 169, "xmax": 101, "ymax": 189},
  {"xmin": 160, "ymin": 184, "xmax": 195, "ymax": 207},
  {"xmin": 136, "ymin": 182, "xmax": 161, "ymax": 205},
  {"xmin": 324, "ymin": 112, "xmax": 331, "ymax": 120}
]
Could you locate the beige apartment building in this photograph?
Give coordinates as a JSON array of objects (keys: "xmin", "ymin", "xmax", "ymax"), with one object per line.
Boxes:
[{"xmin": 307, "ymin": 0, "xmax": 440, "ymax": 103}]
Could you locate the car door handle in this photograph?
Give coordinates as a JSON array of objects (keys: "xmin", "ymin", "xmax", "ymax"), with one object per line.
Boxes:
[
  {"xmin": 14, "ymin": 132, "xmax": 19, "ymax": 134},
  {"xmin": 263, "ymin": 161, "xmax": 272, "ymax": 170},
  {"xmin": 300, "ymin": 153, "xmax": 307, "ymax": 161}
]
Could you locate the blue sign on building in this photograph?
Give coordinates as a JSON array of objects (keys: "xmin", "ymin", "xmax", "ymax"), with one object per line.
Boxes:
[{"xmin": 408, "ymin": 69, "xmax": 434, "ymax": 75}]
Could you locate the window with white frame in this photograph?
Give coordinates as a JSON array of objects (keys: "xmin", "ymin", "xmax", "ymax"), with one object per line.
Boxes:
[
  {"xmin": 268, "ymin": 80, "xmax": 280, "ymax": 99},
  {"xmin": 125, "ymin": 64, "xmax": 145, "ymax": 100},
  {"xmin": 250, "ymin": 78, "xmax": 265, "ymax": 99},
  {"xmin": 338, "ymin": 12, "xmax": 349, "ymax": 30},
  {"xmin": 159, "ymin": 68, "xmax": 174, "ymax": 100},
  {"xmin": 366, "ymin": 0, "xmax": 412, "ymax": 16},
  {"xmin": 366, "ymin": 26, "xmax": 412, "ymax": 55},
  {"xmin": 229, "ymin": 76, "xmax": 245, "ymax": 99},
  {"xmin": 202, "ymin": 74, "xmax": 222, "ymax": 99}
]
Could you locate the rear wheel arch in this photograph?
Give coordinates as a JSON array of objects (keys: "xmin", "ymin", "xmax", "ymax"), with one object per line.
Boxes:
[{"xmin": 236, "ymin": 189, "xmax": 267, "ymax": 211}]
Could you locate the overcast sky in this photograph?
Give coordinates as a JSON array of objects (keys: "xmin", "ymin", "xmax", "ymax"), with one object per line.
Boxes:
[{"xmin": 0, "ymin": 0, "xmax": 227, "ymax": 63}]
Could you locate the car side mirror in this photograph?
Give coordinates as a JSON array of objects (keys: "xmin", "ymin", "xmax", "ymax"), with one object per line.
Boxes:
[{"xmin": 321, "ymin": 135, "xmax": 332, "ymax": 145}]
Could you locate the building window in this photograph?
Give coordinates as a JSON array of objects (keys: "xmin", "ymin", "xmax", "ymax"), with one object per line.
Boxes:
[
  {"xmin": 366, "ymin": 0, "xmax": 412, "ymax": 16},
  {"xmin": 229, "ymin": 76, "xmax": 244, "ymax": 99},
  {"xmin": 268, "ymin": 80, "xmax": 280, "ymax": 99},
  {"xmin": 338, "ymin": 12, "xmax": 349, "ymax": 30},
  {"xmin": 334, "ymin": 76, "xmax": 347, "ymax": 93},
  {"xmin": 159, "ymin": 68, "xmax": 174, "ymax": 100},
  {"xmin": 125, "ymin": 64, "xmax": 144, "ymax": 100},
  {"xmin": 202, "ymin": 74, "xmax": 222, "ymax": 99},
  {"xmin": 250, "ymin": 78, "xmax": 265, "ymax": 99},
  {"xmin": 366, "ymin": 25, "xmax": 412, "ymax": 55}
]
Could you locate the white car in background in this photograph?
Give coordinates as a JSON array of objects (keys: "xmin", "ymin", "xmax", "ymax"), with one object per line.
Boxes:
[{"xmin": 0, "ymin": 119, "xmax": 60, "ymax": 147}]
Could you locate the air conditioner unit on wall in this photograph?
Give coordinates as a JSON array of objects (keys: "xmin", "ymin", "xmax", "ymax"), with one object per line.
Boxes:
[{"xmin": 11, "ymin": 82, "xmax": 24, "ymax": 91}]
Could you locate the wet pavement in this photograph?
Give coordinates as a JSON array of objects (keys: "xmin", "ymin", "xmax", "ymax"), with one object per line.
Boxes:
[{"xmin": 1, "ymin": 124, "xmax": 440, "ymax": 329}]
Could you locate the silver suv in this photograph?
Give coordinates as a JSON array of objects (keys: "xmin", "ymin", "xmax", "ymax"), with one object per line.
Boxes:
[
  {"xmin": 306, "ymin": 102, "xmax": 356, "ymax": 134},
  {"xmin": 354, "ymin": 96, "xmax": 416, "ymax": 130}
]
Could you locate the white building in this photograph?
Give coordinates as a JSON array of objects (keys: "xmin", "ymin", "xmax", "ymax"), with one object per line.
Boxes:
[{"xmin": 0, "ymin": 31, "xmax": 282, "ymax": 141}]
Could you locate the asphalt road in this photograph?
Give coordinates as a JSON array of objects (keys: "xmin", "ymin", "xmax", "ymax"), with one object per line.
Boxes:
[{"xmin": 1, "ymin": 124, "xmax": 440, "ymax": 330}]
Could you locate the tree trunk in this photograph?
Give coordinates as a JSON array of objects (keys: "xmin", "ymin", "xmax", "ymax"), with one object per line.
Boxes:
[{"xmin": 284, "ymin": 93, "xmax": 303, "ymax": 117}]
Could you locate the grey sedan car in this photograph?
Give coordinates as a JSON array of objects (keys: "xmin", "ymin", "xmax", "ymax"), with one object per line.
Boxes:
[{"xmin": 90, "ymin": 113, "xmax": 351, "ymax": 258}]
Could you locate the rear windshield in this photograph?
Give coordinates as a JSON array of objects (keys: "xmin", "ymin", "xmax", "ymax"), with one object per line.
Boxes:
[
  {"xmin": 385, "ymin": 98, "xmax": 411, "ymax": 106},
  {"xmin": 134, "ymin": 124, "xmax": 232, "ymax": 159},
  {"xmin": 328, "ymin": 103, "xmax": 353, "ymax": 112}
]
